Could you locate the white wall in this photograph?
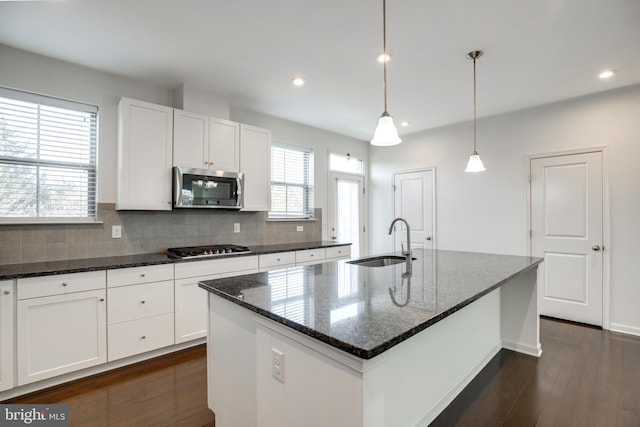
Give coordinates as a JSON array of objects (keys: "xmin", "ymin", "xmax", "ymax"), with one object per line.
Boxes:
[
  {"xmin": 370, "ymin": 84, "xmax": 640, "ymax": 335},
  {"xmin": 230, "ymin": 107, "xmax": 369, "ymax": 242},
  {"xmin": 0, "ymin": 44, "xmax": 175, "ymax": 203}
]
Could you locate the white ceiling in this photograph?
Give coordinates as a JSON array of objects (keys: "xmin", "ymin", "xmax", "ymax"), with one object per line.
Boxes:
[{"xmin": 1, "ymin": 0, "xmax": 639, "ymax": 141}]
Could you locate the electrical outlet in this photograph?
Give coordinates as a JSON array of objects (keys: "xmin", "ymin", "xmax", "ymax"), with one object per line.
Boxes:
[
  {"xmin": 111, "ymin": 225, "xmax": 122, "ymax": 239},
  {"xmin": 296, "ymin": 225, "xmax": 304, "ymax": 232},
  {"xmin": 234, "ymin": 223, "xmax": 240, "ymax": 233},
  {"xmin": 272, "ymin": 348, "xmax": 285, "ymax": 383}
]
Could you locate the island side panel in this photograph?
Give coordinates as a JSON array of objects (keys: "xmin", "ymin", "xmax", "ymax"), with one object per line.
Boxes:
[
  {"xmin": 208, "ymin": 294, "xmax": 258, "ymax": 427},
  {"xmin": 500, "ymin": 267, "xmax": 542, "ymax": 356}
]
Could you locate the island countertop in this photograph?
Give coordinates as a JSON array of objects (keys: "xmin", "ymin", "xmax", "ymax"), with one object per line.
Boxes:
[{"xmin": 199, "ymin": 249, "xmax": 543, "ymax": 359}]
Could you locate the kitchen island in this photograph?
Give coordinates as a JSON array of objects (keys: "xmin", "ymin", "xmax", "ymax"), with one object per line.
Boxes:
[{"xmin": 199, "ymin": 249, "xmax": 542, "ymax": 426}]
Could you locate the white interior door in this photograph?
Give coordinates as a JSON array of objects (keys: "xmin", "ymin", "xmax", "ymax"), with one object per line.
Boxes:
[
  {"xmin": 531, "ymin": 151, "xmax": 604, "ymax": 326},
  {"xmin": 392, "ymin": 169, "xmax": 435, "ymax": 252},
  {"xmin": 329, "ymin": 173, "xmax": 364, "ymax": 258}
]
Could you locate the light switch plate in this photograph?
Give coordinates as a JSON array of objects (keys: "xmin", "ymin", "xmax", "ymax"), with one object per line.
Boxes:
[
  {"xmin": 296, "ymin": 226, "xmax": 303, "ymax": 232},
  {"xmin": 272, "ymin": 348, "xmax": 285, "ymax": 383},
  {"xmin": 111, "ymin": 225, "xmax": 122, "ymax": 239},
  {"xmin": 234, "ymin": 223, "xmax": 240, "ymax": 233}
]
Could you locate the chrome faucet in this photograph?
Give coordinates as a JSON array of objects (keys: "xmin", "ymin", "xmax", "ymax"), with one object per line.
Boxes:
[{"xmin": 388, "ymin": 217, "xmax": 412, "ymax": 272}]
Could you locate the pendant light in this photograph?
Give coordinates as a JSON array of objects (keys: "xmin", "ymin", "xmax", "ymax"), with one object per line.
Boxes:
[
  {"xmin": 371, "ymin": 0, "xmax": 401, "ymax": 146},
  {"xmin": 465, "ymin": 50, "xmax": 486, "ymax": 172}
]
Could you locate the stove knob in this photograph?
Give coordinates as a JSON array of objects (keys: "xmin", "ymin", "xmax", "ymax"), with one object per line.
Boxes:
[
  {"xmin": 215, "ymin": 249, "xmax": 221, "ymax": 254},
  {"xmin": 226, "ymin": 248, "xmax": 232, "ymax": 253}
]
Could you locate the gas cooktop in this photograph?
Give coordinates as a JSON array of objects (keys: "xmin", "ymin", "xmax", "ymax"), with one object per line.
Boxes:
[{"xmin": 166, "ymin": 244, "xmax": 251, "ymax": 259}]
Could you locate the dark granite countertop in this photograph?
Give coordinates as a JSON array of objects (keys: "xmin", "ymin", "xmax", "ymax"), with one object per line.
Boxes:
[
  {"xmin": 199, "ymin": 249, "xmax": 543, "ymax": 360},
  {"xmin": 0, "ymin": 241, "xmax": 350, "ymax": 280}
]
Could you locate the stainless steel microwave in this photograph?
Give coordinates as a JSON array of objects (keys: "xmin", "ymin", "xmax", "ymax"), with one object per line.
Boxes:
[{"xmin": 173, "ymin": 167, "xmax": 244, "ymax": 209}]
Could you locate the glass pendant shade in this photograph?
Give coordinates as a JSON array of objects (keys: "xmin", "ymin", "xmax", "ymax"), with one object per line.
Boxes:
[
  {"xmin": 371, "ymin": 114, "xmax": 401, "ymax": 146},
  {"xmin": 465, "ymin": 152, "xmax": 486, "ymax": 172}
]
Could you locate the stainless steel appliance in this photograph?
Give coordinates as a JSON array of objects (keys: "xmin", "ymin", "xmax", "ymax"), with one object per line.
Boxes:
[
  {"xmin": 166, "ymin": 244, "xmax": 251, "ymax": 259},
  {"xmin": 173, "ymin": 167, "xmax": 244, "ymax": 209}
]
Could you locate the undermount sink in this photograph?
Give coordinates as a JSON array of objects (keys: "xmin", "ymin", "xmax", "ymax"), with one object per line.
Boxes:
[{"xmin": 347, "ymin": 255, "xmax": 414, "ymax": 267}]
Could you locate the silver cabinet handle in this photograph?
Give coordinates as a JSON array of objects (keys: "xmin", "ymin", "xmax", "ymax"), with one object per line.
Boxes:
[
  {"xmin": 62, "ymin": 282, "xmax": 68, "ymax": 287},
  {"xmin": 140, "ymin": 273, "xmax": 146, "ymax": 278},
  {"xmin": 3, "ymin": 290, "xmax": 9, "ymax": 295},
  {"xmin": 592, "ymin": 245, "xmax": 601, "ymax": 251},
  {"xmin": 426, "ymin": 236, "xmax": 432, "ymax": 241},
  {"xmin": 141, "ymin": 336, "xmax": 146, "ymax": 340},
  {"xmin": 99, "ymin": 298, "xmax": 105, "ymax": 302},
  {"xmin": 140, "ymin": 300, "xmax": 146, "ymax": 304}
]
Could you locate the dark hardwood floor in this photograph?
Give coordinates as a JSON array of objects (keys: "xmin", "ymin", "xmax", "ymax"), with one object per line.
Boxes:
[{"xmin": 4, "ymin": 318, "xmax": 640, "ymax": 426}]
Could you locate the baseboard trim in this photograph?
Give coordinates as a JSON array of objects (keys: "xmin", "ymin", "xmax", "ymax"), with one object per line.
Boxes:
[
  {"xmin": 502, "ymin": 339, "xmax": 543, "ymax": 357},
  {"xmin": 609, "ymin": 322, "xmax": 640, "ymax": 337}
]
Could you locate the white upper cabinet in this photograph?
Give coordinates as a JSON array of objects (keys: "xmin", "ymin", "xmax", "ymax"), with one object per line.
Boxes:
[
  {"xmin": 240, "ymin": 124, "xmax": 271, "ymax": 211},
  {"xmin": 209, "ymin": 118, "xmax": 240, "ymax": 172},
  {"xmin": 173, "ymin": 109, "xmax": 210, "ymax": 170},
  {"xmin": 173, "ymin": 111, "xmax": 239, "ymax": 173},
  {"xmin": 117, "ymin": 98, "xmax": 173, "ymax": 210}
]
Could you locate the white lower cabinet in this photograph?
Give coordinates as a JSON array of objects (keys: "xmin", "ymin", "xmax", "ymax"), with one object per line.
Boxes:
[
  {"xmin": 0, "ymin": 280, "xmax": 14, "ymax": 392},
  {"xmin": 325, "ymin": 245, "xmax": 351, "ymax": 261},
  {"xmin": 174, "ymin": 255, "xmax": 258, "ymax": 343},
  {"xmin": 258, "ymin": 252, "xmax": 296, "ymax": 272},
  {"xmin": 17, "ymin": 284, "xmax": 107, "ymax": 385},
  {"xmin": 106, "ymin": 266, "xmax": 175, "ymax": 362},
  {"xmin": 295, "ymin": 248, "xmax": 327, "ymax": 266}
]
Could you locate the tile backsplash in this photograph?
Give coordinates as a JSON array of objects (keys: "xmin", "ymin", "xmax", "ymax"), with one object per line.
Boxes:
[{"xmin": 0, "ymin": 204, "xmax": 322, "ymax": 265}]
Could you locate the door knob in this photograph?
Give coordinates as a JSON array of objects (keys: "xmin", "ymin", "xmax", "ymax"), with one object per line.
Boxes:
[
  {"xmin": 426, "ymin": 236, "xmax": 432, "ymax": 241},
  {"xmin": 331, "ymin": 236, "xmax": 337, "ymax": 240},
  {"xmin": 592, "ymin": 245, "xmax": 601, "ymax": 251}
]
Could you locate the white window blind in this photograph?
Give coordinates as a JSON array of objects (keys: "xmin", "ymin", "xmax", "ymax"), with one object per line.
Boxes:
[
  {"xmin": 270, "ymin": 142, "xmax": 314, "ymax": 219},
  {"xmin": 0, "ymin": 87, "xmax": 98, "ymax": 222}
]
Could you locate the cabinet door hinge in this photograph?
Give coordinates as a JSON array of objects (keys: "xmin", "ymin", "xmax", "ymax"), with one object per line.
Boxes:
[
  {"xmin": 528, "ymin": 175, "xmax": 533, "ymax": 183},
  {"xmin": 392, "ymin": 184, "xmax": 396, "ymax": 191},
  {"xmin": 363, "ymin": 187, "xmax": 366, "ymax": 195}
]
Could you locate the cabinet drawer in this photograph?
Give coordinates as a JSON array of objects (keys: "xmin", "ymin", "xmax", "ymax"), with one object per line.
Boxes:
[
  {"xmin": 326, "ymin": 246, "xmax": 351, "ymax": 260},
  {"xmin": 107, "ymin": 264, "xmax": 174, "ymax": 288},
  {"xmin": 295, "ymin": 249, "xmax": 326, "ymax": 264},
  {"xmin": 108, "ymin": 280, "xmax": 174, "ymax": 324},
  {"xmin": 259, "ymin": 252, "xmax": 296, "ymax": 271},
  {"xmin": 17, "ymin": 270, "xmax": 106, "ymax": 300},
  {"xmin": 108, "ymin": 313, "xmax": 174, "ymax": 361},
  {"xmin": 174, "ymin": 255, "xmax": 258, "ymax": 279}
]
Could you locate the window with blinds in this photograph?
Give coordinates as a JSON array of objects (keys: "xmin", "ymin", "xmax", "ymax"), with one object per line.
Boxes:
[
  {"xmin": 270, "ymin": 142, "xmax": 314, "ymax": 219},
  {"xmin": 0, "ymin": 87, "xmax": 98, "ymax": 222}
]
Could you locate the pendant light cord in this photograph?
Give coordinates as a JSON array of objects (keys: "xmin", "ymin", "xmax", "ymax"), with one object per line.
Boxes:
[
  {"xmin": 382, "ymin": 0, "xmax": 388, "ymax": 114},
  {"xmin": 472, "ymin": 55, "xmax": 477, "ymax": 154}
]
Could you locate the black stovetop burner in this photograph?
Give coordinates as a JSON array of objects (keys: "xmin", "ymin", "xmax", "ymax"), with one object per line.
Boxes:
[{"xmin": 166, "ymin": 244, "xmax": 251, "ymax": 259}]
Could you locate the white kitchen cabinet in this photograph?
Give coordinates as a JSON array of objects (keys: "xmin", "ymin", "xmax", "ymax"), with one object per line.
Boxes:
[
  {"xmin": 173, "ymin": 109, "xmax": 210, "ymax": 170},
  {"xmin": 107, "ymin": 266, "xmax": 175, "ymax": 361},
  {"xmin": 16, "ymin": 271, "xmax": 107, "ymax": 385},
  {"xmin": 258, "ymin": 252, "xmax": 296, "ymax": 272},
  {"xmin": 117, "ymin": 97, "xmax": 174, "ymax": 210},
  {"xmin": 295, "ymin": 248, "xmax": 327, "ymax": 266},
  {"xmin": 210, "ymin": 118, "xmax": 240, "ymax": 172},
  {"xmin": 325, "ymin": 245, "xmax": 351, "ymax": 260},
  {"xmin": 0, "ymin": 280, "xmax": 14, "ymax": 392},
  {"xmin": 240, "ymin": 124, "xmax": 271, "ymax": 211},
  {"xmin": 173, "ymin": 111, "xmax": 240, "ymax": 173},
  {"xmin": 174, "ymin": 255, "xmax": 258, "ymax": 343}
]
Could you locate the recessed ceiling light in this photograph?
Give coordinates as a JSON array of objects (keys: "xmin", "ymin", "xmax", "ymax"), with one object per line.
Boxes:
[
  {"xmin": 377, "ymin": 53, "xmax": 391, "ymax": 63},
  {"xmin": 599, "ymin": 70, "xmax": 615, "ymax": 79},
  {"xmin": 292, "ymin": 77, "xmax": 305, "ymax": 86},
  {"xmin": 400, "ymin": 121, "xmax": 409, "ymax": 127}
]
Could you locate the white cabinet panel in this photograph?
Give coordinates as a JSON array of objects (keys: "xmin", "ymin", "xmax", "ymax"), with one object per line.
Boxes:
[
  {"xmin": 174, "ymin": 256, "xmax": 259, "ymax": 279},
  {"xmin": 107, "ymin": 264, "xmax": 173, "ymax": 288},
  {"xmin": 210, "ymin": 118, "xmax": 240, "ymax": 172},
  {"xmin": 175, "ymin": 277, "xmax": 216, "ymax": 343},
  {"xmin": 17, "ymin": 289, "xmax": 107, "ymax": 385},
  {"xmin": 259, "ymin": 252, "xmax": 296, "ymax": 272},
  {"xmin": 295, "ymin": 248, "xmax": 326, "ymax": 266},
  {"xmin": 240, "ymin": 124, "xmax": 271, "ymax": 211},
  {"xmin": 18, "ymin": 270, "xmax": 106, "ymax": 300},
  {"xmin": 108, "ymin": 313, "xmax": 174, "ymax": 361},
  {"xmin": 107, "ymin": 280, "xmax": 174, "ymax": 324},
  {"xmin": 325, "ymin": 246, "xmax": 351, "ymax": 260},
  {"xmin": 173, "ymin": 109, "xmax": 210, "ymax": 169},
  {"xmin": 117, "ymin": 97, "xmax": 173, "ymax": 210},
  {"xmin": 0, "ymin": 281, "xmax": 14, "ymax": 392}
]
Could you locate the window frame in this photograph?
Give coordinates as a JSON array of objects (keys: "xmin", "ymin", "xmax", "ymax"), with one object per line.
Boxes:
[
  {"xmin": 269, "ymin": 141, "xmax": 314, "ymax": 220},
  {"xmin": 0, "ymin": 86, "xmax": 99, "ymax": 224}
]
